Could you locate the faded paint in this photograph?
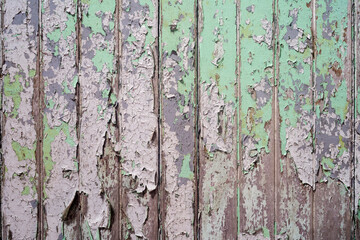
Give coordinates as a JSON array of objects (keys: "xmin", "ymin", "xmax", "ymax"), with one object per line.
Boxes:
[
  {"xmin": 41, "ymin": 0, "xmax": 79, "ymax": 239},
  {"xmin": 79, "ymin": 0, "xmax": 115, "ymax": 237},
  {"xmin": 199, "ymin": 0, "xmax": 237, "ymax": 238},
  {"xmin": 2, "ymin": 0, "xmax": 39, "ymax": 238},
  {"xmin": 160, "ymin": 0, "xmax": 196, "ymax": 239},
  {"xmin": 120, "ymin": 0, "xmax": 159, "ymax": 239}
]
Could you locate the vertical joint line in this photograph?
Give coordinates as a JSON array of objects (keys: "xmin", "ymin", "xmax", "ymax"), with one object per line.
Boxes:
[
  {"xmin": 35, "ymin": 0, "xmax": 45, "ymax": 238},
  {"xmin": 0, "ymin": 0, "xmax": 5, "ymax": 237},
  {"xmin": 194, "ymin": 0, "xmax": 200, "ymax": 239},
  {"xmin": 157, "ymin": 0, "xmax": 162, "ymax": 238}
]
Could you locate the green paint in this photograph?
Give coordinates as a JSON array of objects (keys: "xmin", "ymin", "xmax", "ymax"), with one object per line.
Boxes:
[
  {"xmin": 82, "ymin": 0, "xmax": 115, "ymax": 36},
  {"xmin": 278, "ymin": 0, "xmax": 312, "ymax": 155},
  {"xmin": 179, "ymin": 154, "xmax": 194, "ymax": 180},
  {"xmin": 321, "ymin": 157, "xmax": 335, "ymax": 177},
  {"xmin": 92, "ymin": 49, "xmax": 114, "ymax": 72},
  {"xmin": 331, "ymin": 79, "xmax": 348, "ymax": 123},
  {"xmin": 240, "ymin": 0, "xmax": 273, "ymax": 156},
  {"xmin": 200, "ymin": 0, "xmax": 237, "ymax": 104},
  {"xmin": 4, "ymin": 73, "xmax": 23, "ymax": 117},
  {"xmin": 11, "ymin": 141, "xmax": 36, "ymax": 161},
  {"xmin": 21, "ymin": 186, "xmax": 30, "ymax": 196},
  {"xmin": 263, "ymin": 227, "xmax": 270, "ymax": 238}
]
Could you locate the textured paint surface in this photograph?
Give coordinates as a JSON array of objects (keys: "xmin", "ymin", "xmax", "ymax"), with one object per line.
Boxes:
[
  {"xmin": 198, "ymin": 0, "xmax": 237, "ymax": 239},
  {"xmin": 314, "ymin": 1, "xmax": 352, "ymax": 238},
  {"xmin": 2, "ymin": 0, "xmax": 39, "ymax": 238},
  {"xmin": 276, "ymin": 1, "xmax": 313, "ymax": 238},
  {"xmin": 79, "ymin": 0, "xmax": 115, "ymax": 238},
  {"xmin": 1, "ymin": 0, "xmax": 359, "ymax": 239},
  {"xmin": 42, "ymin": 0, "xmax": 79, "ymax": 238},
  {"xmin": 119, "ymin": 0, "xmax": 159, "ymax": 239},
  {"xmin": 238, "ymin": 0, "xmax": 275, "ymax": 238},
  {"xmin": 160, "ymin": 0, "xmax": 196, "ymax": 239}
]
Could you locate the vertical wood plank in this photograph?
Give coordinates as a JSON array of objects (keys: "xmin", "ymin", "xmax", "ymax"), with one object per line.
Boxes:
[
  {"xmin": 160, "ymin": 0, "xmax": 196, "ymax": 239},
  {"xmin": 198, "ymin": 0, "xmax": 237, "ymax": 238},
  {"xmin": 238, "ymin": 0, "xmax": 275, "ymax": 238},
  {"xmin": 41, "ymin": 0, "xmax": 79, "ymax": 238},
  {"xmin": 355, "ymin": 0, "xmax": 360, "ymax": 236},
  {"xmin": 119, "ymin": 0, "xmax": 159, "ymax": 239},
  {"xmin": 314, "ymin": 0, "xmax": 352, "ymax": 238},
  {"xmin": 1, "ymin": 0, "xmax": 39, "ymax": 238},
  {"xmin": 79, "ymin": 0, "xmax": 116, "ymax": 238},
  {"xmin": 276, "ymin": 0, "xmax": 313, "ymax": 238}
]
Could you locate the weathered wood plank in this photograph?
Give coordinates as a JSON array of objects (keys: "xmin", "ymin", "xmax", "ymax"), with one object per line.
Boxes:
[
  {"xmin": 355, "ymin": 0, "xmax": 360, "ymax": 237},
  {"xmin": 119, "ymin": 1, "xmax": 159, "ymax": 239},
  {"xmin": 1, "ymin": 0, "xmax": 39, "ymax": 238},
  {"xmin": 276, "ymin": 0, "xmax": 313, "ymax": 238},
  {"xmin": 314, "ymin": 0, "xmax": 352, "ymax": 238},
  {"xmin": 41, "ymin": 0, "xmax": 79, "ymax": 238},
  {"xmin": 160, "ymin": 0, "xmax": 196, "ymax": 239},
  {"xmin": 78, "ymin": 0, "xmax": 116, "ymax": 238},
  {"xmin": 238, "ymin": 0, "xmax": 275, "ymax": 238},
  {"xmin": 198, "ymin": 0, "xmax": 237, "ymax": 238}
]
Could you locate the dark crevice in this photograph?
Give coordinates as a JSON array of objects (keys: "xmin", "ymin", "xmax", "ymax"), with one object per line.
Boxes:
[
  {"xmin": 0, "ymin": 0, "xmax": 4, "ymax": 238},
  {"xmin": 194, "ymin": 0, "xmax": 200, "ymax": 239},
  {"xmin": 75, "ymin": 0, "xmax": 82, "ymax": 238},
  {"xmin": 33, "ymin": 0, "xmax": 45, "ymax": 238},
  {"xmin": 311, "ymin": 1, "xmax": 316, "ymax": 239}
]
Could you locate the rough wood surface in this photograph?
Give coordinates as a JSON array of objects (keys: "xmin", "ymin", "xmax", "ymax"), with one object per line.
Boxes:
[
  {"xmin": 198, "ymin": 0, "xmax": 238, "ymax": 238},
  {"xmin": 119, "ymin": 1, "xmax": 159, "ymax": 239},
  {"xmin": 2, "ymin": 0, "xmax": 39, "ymax": 238},
  {"xmin": 160, "ymin": 0, "xmax": 196, "ymax": 239},
  {"xmin": 238, "ymin": 0, "xmax": 275, "ymax": 238},
  {"xmin": 1, "ymin": 0, "xmax": 359, "ymax": 239}
]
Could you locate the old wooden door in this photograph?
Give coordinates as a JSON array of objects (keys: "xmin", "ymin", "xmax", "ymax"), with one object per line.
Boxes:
[{"xmin": 1, "ymin": 0, "xmax": 360, "ymax": 239}]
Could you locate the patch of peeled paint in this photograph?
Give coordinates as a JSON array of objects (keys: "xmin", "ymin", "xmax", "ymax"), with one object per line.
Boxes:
[
  {"xmin": 79, "ymin": 0, "xmax": 115, "ymax": 237},
  {"xmin": 240, "ymin": 0, "xmax": 273, "ymax": 171},
  {"xmin": 285, "ymin": 116, "xmax": 315, "ymax": 187},
  {"xmin": 161, "ymin": 0, "xmax": 196, "ymax": 238},
  {"xmin": 1, "ymin": 0, "xmax": 38, "ymax": 238},
  {"xmin": 315, "ymin": 0, "xmax": 351, "ymax": 188},
  {"xmin": 120, "ymin": 0, "xmax": 158, "ymax": 238},
  {"xmin": 41, "ymin": 0, "xmax": 79, "ymax": 238}
]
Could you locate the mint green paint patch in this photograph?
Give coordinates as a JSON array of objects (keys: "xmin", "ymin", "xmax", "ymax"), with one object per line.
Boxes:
[
  {"xmin": 321, "ymin": 157, "xmax": 334, "ymax": 177},
  {"xmin": 29, "ymin": 69, "xmax": 36, "ymax": 78},
  {"xmin": 4, "ymin": 73, "xmax": 23, "ymax": 118},
  {"xmin": 11, "ymin": 141, "xmax": 35, "ymax": 161},
  {"xmin": 21, "ymin": 186, "xmax": 30, "ymax": 196},
  {"xmin": 263, "ymin": 227, "xmax": 270, "ymax": 238},
  {"xmin": 110, "ymin": 93, "xmax": 117, "ymax": 105},
  {"xmin": 92, "ymin": 49, "xmax": 114, "ymax": 72},
  {"xmin": 331, "ymin": 79, "xmax": 348, "ymax": 123},
  {"xmin": 47, "ymin": 28, "xmax": 61, "ymax": 42},
  {"xmin": 72, "ymin": 76, "xmax": 78, "ymax": 88},
  {"xmin": 82, "ymin": 0, "xmax": 115, "ymax": 36},
  {"xmin": 179, "ymin": 154, "xmax": 194, "ymax": 180}
]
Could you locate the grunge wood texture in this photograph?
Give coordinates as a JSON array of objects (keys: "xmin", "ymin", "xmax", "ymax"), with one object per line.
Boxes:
[{"xmin": 1, "ymin": 0, "xmax": 360, "ymax": 239}]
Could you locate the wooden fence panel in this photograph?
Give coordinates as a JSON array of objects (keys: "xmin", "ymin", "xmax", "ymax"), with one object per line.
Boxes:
[
  {"xmin": 198, "ymin": 0, "xmax": 238, "ymax": 239},
  {"xmin": 1, "ymin": 0, "xmax": 39, "ymax": 238},
  {"xmin": 314, "ymin": 0, "xmax": 352, "ymax": 238},
  {"xmin": 238, "ymin": 0, "xmax": 275, "ymax": 238},
  {"xmin": 1, "ymin": 0, "xmax": 360, "ymax": 239},
  {"xmin": 160, "ymin": 0, "xmax": 196, "ymax": 239},
  {"xmin": 276, "ymin": 0, "xmax": 313, "ymax": 238},
  {"xmin": 119, "ymin": 1, "xmax": 159, "ymax": 239}
]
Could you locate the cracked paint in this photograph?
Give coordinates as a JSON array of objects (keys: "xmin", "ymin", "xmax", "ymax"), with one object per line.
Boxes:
[
  {"xmin": 161, "ymin": 0, "xmax": 196, "ymax": 239},
  {"xmin": 199, "ymin": 0, "xmax": 237, "ymax": 238}
]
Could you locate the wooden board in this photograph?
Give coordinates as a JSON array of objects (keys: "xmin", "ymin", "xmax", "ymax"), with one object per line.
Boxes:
[
  {"xmin": 119, "ymin": 0, "xmax": 159, "ymax": 239},
  {"xmin": 276, "ymin": 0, "xmax": 314, "ymax": 238},
  {"xmin": 198, "ymin": 0, "xmax": 238, "ymax": 238},
  {"xmin": 314, "ymin": 0, "xmax": 352, "ymax": 238},
  {"xmin": 238, "ymin": 0, "xmax": 275, "ymax": 238},
  {"xmin": 1, "ymin": 0, "xmax": 39, "ymax": 238},
  {"xmin": 160, "ymin": 0, "xmax": 196, "ymax": 239}
]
